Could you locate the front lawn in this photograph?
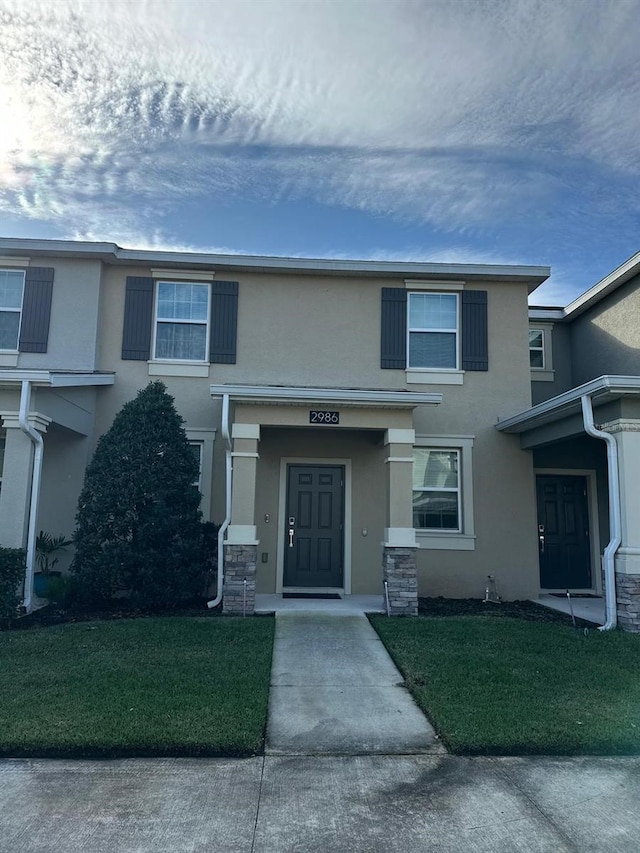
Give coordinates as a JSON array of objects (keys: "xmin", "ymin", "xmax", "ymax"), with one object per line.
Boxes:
[
  {"xmin": 370, "ymin": 615, "xmax": 640, "ymax": 755},
  {"xmin": 0, "ymin": 616, "xmax": 274, "ymax": 758}
]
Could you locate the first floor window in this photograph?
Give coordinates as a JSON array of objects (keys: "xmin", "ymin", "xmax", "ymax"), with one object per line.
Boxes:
[
  {"xmin": 154, "ymin": 281, "xmax": 209, "ymax": 360},
  {"xmin": 0, "ymin": 269, "xmax": 25, "ymax": 351},
  {"xmin": 529, "ymin": 329, "xmax": 544, "ymax": 368},
  {"xmin": 189, "ymin": 441, "xmax": 203, "ymax": 492},
  {"xmin": 408, "ymin": 291, "xmax": 458, "ymax": 369},
  {"xmin": 412, "ymin": 448, "xmax": 460, "ymax": 530}
]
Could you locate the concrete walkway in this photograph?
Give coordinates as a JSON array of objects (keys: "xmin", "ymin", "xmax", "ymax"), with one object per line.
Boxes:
[
  {"xmin": 2, "ymin": 755, "xmax": 640, "ymax": 852},
  {"xmin": 266, "ymin": 611, "xmax": 442, "ymax": 755}
]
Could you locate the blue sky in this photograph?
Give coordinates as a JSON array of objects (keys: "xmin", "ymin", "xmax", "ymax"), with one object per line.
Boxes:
[{"xmin": 1, "ymin": 0, "xmax": 639, "ymax": 305}]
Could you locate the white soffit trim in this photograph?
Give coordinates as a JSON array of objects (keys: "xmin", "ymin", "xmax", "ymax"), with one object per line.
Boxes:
[
  {"xmin": 496, "ymin": 375, "xmax": 640, "ymax": 433},
  {"xmin": 528, "ymin": 308, "xmax": 565, "ymax": 321},
  {"xmin": 210, "ymin": 384, "xmax": 442, "ymax": 408},
  {"xmin": 563, "ymin": 250, "xmax": 640, "ymax": 320},
  {"xmin": 0, "ymin": 370, "xmax": 115, "ymax": 387}
]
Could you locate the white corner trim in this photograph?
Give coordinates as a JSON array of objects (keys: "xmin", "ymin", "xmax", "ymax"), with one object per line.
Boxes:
[
  {"xmin": 385, "ymin": 428, "xmax": 416, "ymax": 445},
  {"xmin": 151, "ymin": 268, "xmax": 215, "ymax": 281},
  {"xmin": 225, "ymin": 524, "xmax": 259, "ymax": 545},
  {"xmin": 383, "ymin": 527, "xmax": 418, "ymax": 547},
  {"xmin": 404, "ymin": 279, "xmax": 465, "ymax": 291},
  {"xmin": 407, "ymin": 370, "xmax": 464, "ymax": 385},
  {"xmin": 148, "ymin": 362, "xmax": 210, "ymax": 378},
  {"xmin": 0, "ymin": 257, "xmax": 30, "ymax": 267},
  {"xmin": 232, "ymin": 423, "xmax": 261, "ymax": 440}
]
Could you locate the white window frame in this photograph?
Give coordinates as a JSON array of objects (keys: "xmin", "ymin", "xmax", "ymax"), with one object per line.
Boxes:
[
  {"xmin": 152, "ymin": 280, "xmax": 210, "ymax": 363},
  {"xmin": 414, "ymin": 435, "xmax": 475, "ymax": 551},
  {"xmin": 186, "ymin": 428, "xmax": 216, "ymax": 521},
  {"xmin": 529, "ymin": 328, "xmax": 545, "ymax": 369},
  {"xmin": 0, "ymin": 269, "xmax": 25, "ymax": 353},
  {"xmin": 407, "ymin": 291, "xmax": 459, "ymax": 372},
  {"xmin": 528, "ymin": 322, "xmax": 555, "ymax": 382},
  {"xmin": 413, "ymin": 446, "xmax": 461, "ymax": 532}
]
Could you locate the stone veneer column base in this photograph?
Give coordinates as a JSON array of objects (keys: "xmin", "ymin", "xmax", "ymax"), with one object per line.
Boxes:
[
  {"xmin": 223, "ymin": 545, "xmax": 257, "ymax": 615},
  {"xmin": 382, "ymin": 546, "xmax": 418, "ymax": 616},
  {"xmin": 616, "ymin": 572, "xmax": 640, "ymax": 632}
]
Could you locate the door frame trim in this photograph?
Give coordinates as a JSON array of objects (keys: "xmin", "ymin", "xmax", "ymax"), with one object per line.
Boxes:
[
  {"xmin": 276, "ymin": 457, "xmax": 352, "ymax": 595},
  {"xmin": 535, "ymin": 468, "xmax": 601, "ymax": 594}
]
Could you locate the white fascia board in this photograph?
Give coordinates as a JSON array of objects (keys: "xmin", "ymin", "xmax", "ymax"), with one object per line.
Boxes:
[
  {"xmin": 528, "ymin": 308, "xmax": 565, "ymax": 321},
  {"xmin": 496, "ymin": 375, "xmax": 640, "ymax": 433},
  {"xmin": 0, "ymin": 370, "xmax": 115, "ymax": 387},
  {"xmin": 209, "ymin": 384, "xmax": 442, "ymax": 407},
  {"xmin": 0, "ymin": 238, "xmax": 549, "ymax": 284}
]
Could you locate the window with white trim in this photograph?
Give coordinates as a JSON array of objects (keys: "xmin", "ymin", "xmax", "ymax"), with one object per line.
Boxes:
[
  {"xmin": 188, "ymin": 440, "xmax": 204, "ymax": 492},
  {"xmin": 413, "ymin": 436, "xmax": 475, "ymax": 551},
  {"xmin": 0, "ymin": 269, "xmax": 25, "ymax": 351},
  {"xmin": 413, "ymin": 448, "xmax": 460, "ymax": 531},
  {"xmin": 529, "ymin": 329, "xmax": 544, "ymax": 369},
  {"xmin": 408, "ymin": 292, "xmax": 458, "ymax": 369},
  {"xmin": 154, "ymin": 281, "xmax": 210, "ymax": 361}
]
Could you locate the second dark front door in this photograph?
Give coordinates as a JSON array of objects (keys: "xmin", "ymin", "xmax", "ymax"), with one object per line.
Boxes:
[
  {"xmin": 536, "ymin": 474, "xmax": 592, "ymax": 589},
  {"xmin": 284, "ymin": 464, "xmax": 344, "ymax": 588}
]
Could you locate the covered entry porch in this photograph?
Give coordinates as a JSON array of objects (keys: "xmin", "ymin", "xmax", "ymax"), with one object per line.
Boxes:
[
  {"xmin": 498, "ymin": 375, "xmax": 640, "ymax": 631},
  {"xmin": 209, "ymin": 385, "xmax": 442, "ymax": 616}
]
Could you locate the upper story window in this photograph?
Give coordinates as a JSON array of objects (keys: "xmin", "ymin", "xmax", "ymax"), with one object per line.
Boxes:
[
  {"xmin": 154, "ymin": 281, "xmax": 210, "ymax": 361},
  {"xmin": 0, "ymin": 269, "xmax": 25, "ymax": 351},
  {"xmin": 407, "ymin": 292, "xmax": 458, "ymax": 369},
  {"xmin": 529, "ymin": 328, "xmax": 544, "ymax": 369}
]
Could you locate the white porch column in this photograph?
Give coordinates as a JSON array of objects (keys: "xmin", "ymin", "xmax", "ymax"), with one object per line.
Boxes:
[
  {"xmin": 0, "ymin": 412, "xmax": 51, "ymax": 548},
  {"xmin": 602, "ymin": 419, "xmax": 640, "ymax": 631},
  {"xmin": 382, "ymin": 428, "xmax": 418, "ymax": 615},
  {"xmin": 224, "ymin": 422, "xmax": 260, "ymax": 615}
]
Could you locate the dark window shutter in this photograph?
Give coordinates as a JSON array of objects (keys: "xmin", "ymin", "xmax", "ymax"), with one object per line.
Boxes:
[
  {"xmin": 122, "ymin": 276, "xmax": 153, "ymax": 360},
  {"xmin": 381, "ymin": 288, "xmax": 407, "ymax": 369},
  {"xmin": 210, "ymin": 281, "xmax": 238, "ymax": 364},
  {"xmin": 461, "ymin": 290, "xmax": 488, "ymax": 371},
  {"xmin": 18, "ymin": 267, "xmax": 54, "ymax": 353}
]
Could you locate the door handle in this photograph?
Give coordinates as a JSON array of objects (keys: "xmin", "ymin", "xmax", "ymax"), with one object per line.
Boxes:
[
  {"xmin": 288, "ymin": 528, "xmax": 294, "ymax": 548},
  {"xmin": 538, "ymin": 524, "xmax": 545, "ymax": 553}
]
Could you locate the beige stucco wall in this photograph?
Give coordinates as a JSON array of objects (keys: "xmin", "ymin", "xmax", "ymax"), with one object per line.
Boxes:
[
  {"xmin": 570, "ymin": 272, "xmax": 640, "ymax": 386},
  {"xmin": 16, "ymin": 257, "xmax": 102, "ymax": 371}
]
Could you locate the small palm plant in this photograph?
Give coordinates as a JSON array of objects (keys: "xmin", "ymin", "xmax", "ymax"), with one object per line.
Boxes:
[{"xmin": 35, "ymin": 531, "xmax": 72, "ymax": 575}]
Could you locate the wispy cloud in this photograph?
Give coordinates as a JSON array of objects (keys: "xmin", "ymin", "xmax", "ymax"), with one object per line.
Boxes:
[{"xmin": 0, "ymin": 0, "xmax": 639, "ymax": 300}]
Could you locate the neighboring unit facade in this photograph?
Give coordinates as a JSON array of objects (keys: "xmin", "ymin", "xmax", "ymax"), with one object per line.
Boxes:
[
  {"xmin": 501, "ymin": 250, "xmax": 640, "ymax": 630},
  {"xmin": 3, "ymin": 238, "xmax": 640, "ymax": 628}
]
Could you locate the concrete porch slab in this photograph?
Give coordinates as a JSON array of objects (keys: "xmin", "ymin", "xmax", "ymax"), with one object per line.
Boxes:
[
  {"xmin": 255, "ymin": 593, "xmax": 385, "ymax": 614},
  {"xmin": 535, "ymin": 593, "xmax": 605, "ymax": 624}
]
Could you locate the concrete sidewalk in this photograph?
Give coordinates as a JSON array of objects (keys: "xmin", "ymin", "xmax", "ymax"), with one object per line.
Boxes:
[
  {"xmin": 2, "ymin": 754, "xmax": 640, "ymax": 852},
  {"xmin": 266, "ymin": 611, "xmax": 442, "ymax": 755}
]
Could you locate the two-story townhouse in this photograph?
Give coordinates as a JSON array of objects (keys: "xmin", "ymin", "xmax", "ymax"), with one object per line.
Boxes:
[
  {"xmin": 0, "ymin": 238, "xmax": 550, "ymax": 617},
  {"xmin": 500, "ymin": 250, "xmax": 640, "ymax": 631}
]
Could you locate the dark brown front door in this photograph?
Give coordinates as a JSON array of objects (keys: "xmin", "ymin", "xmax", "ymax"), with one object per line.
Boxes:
[
  {"xmin": 284, "ymin": 464, "xmax": 344, "ymax": 588},
  {"xmin": 536, "ymin": 474, "xmax": 591, "ymax": 589}
]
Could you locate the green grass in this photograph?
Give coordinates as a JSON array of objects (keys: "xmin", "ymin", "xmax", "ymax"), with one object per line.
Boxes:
[
  {"xmin": 370, "ymin": 615, "xmax": 640, "ymax": 755},
  {"xmin": 0, "ymin": 616, "xmax": 274, "ymax": 758}
]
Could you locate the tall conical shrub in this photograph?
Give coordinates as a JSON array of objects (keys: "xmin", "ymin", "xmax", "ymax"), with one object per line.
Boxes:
[{"xmin": 72, "ymin": 381, "xmax": 204, "ymax": 608}]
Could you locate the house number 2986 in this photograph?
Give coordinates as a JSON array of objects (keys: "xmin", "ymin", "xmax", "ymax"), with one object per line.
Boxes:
[{"xmin": 309, "ymin": 410, "xmax": 340, "ymax": 424}]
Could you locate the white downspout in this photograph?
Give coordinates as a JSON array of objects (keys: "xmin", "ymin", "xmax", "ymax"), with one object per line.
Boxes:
[
  {"xmin": 19, "ymin": 380, "xmax": 44, "ymax": 614},
  {"xmin": 581, "ymin": 394, "xmax": 619, "ymax": 631},
  {"xmin": 207, "ymin": 393, "xmax": 231, "ymax": 609}
]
